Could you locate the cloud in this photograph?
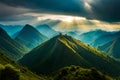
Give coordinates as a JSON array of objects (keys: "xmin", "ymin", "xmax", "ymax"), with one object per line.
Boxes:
[
  {"xmin": 90, "ymin": 0, "xmax": 120, "ymax": 22},
  {"xmin": 35, "ymin": 14, "xmax": 120, "ymax": 32},
  {"xmin": 0, "ymin": 3, "xmax": 34, "ymax": 21},
  {"xmin": 0, "ymin": 0, "xmax": 120, "ymax": 22},
  {"xmin": 0, "ymin": 0, "xmax": 86, "ymax": 14}
]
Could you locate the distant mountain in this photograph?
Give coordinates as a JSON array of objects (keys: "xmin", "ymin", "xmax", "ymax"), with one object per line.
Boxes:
[
  {"xmin": 98, "ymin": 37, "xmax": 120, "ymax": 59},
  {"xmin": 0, "ymin": 24, "xmax": 23, "ymax": 37},
  {"xmin": 19, "ymin": 34, "xmax": 120, "ymax": 77},
  {"xmin": 36, "ymin": 19, "xmax": 61, "ymax": 28},
  {"xmin": 79, "ymin": 29, "xmax": 111, "ymax": 44},
  {"xmin": 92, "ymin": 31, "xmax": 120, "ymax": 47},
  {"xmin": 0, "ymin": 27, "xmax": 28, "ymax": 60},
  {"xmin": 36, "ymin": 24, "xmax": 58, "ymax": 38},
  {"xmin": 15, "ymin": 24, "xmax": 48, "ymax": 49}
]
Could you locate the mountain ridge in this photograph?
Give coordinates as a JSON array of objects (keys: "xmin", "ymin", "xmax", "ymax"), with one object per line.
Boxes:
[
  {"xmin": 19, "ymin": 34, "xmax": 120, "ymax": 77},
  {"xmin": 0, "ymin": 27, "xmax": 28, "ymax": 60},
  {"xmin": 98, "ymin": 37, "xmax": 120, "ymax": 59}
]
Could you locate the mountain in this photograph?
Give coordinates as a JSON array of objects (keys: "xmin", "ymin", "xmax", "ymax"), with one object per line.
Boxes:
[
  {"xmin": 0, "ymin": 51, "xmax": 45, "ymax": 80},
  {"xmin": 0, "ymin": 24, "xmax": 23, "ymax": 37},
  {"xmin": 0, "ymin": 50, "xmax": 113, "ymax": 80},
  {"xmin": 79, "ymin": 29, "xmax": 111, "ymax": 44},
  {"xmin": 98, "ymin": 37, "xmax": 120, "ymax": 59},
  {"xmin": 92, "ymin": 31, "xmax": 120, "ymax": 47},
  {"xmin": 36, "ymin": 19, "xmax": 61, "ymax": 28},
  {"xmin": 15, "ymin": 24, "xmax": 48, "ymax": 49},
  {"xmin": 19, "ymin": 34, "xmax": 120, "ymax": 77},
  {"xmin": 36, "ymin": 24, "xmax": 58, "ymax": 38},
  {"xmin": 0, "ymin": 27, "xmax": 28, "ymax": 60}
]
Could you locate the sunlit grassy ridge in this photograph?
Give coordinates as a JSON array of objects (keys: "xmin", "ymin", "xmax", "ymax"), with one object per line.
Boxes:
[
  {"xmin": 0, "ymin": 51, "xmax": 45, "ymax": 80},
  {"xmin": 54, "ymin": 65, "xmax": 113, "ymax": 80},
  {"xmin": 0, "ymin": 50, "xmax": 115, "ymax": 80},
  {"xmin": 19, "ymin": 34, "xmax": 120, "ymax": 77}
]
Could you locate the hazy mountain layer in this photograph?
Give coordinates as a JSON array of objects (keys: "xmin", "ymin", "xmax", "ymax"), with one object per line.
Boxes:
[
  {"xmin": 15, "ymin": 24, "xmax": 48, "ymax": 49},
  {"xmin": 36, "ymin": 24, "xmax": 58, "ymax": 38},
  {"xmin": 98, "ymin": 37, "xmax": 120, "ymax": 59}
]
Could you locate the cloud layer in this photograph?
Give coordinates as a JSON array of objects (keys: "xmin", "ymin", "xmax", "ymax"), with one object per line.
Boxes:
[{"xmin": 0, "ymin": 0, "xmax": 120, "ymax": 22}]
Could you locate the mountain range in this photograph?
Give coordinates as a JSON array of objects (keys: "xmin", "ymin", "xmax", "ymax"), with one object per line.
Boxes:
[
  {"xmin": 1, "ymin": 23, "xmax": 120, "ymax": 79},
  {"xmin": 92, "ymin": 31, "xmax": 120, "ymax": 47},
  {"xmin": 19, "ymin": 34, "xmax": 120, "ymax": 77},
  {"xmin": 98, "ymin": 37, "xmax": 120, "ymax": 59},
  {"xmin": 79, "ymin": 29, "xmax": 111, "ymax": 44}
]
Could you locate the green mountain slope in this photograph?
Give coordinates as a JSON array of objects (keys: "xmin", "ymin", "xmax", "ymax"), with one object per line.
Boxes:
[
  {"xmin": 15, "ymin": 24, "xmax": 48, "ymax": 49},
  {"xmin": 54, "ymin": 65, "xmax": 113, "ymax": 80},
  {"xmin": 98, "ymin": 37, "xmax": 120, "ymax": 59},
  {"xmin": 0, "ymin": 27, "xmax": 28, "ymax": 60},
  {"xmin": 19, "ymin": 34, "xmax": 120, "ymax": 77},
  {"xmin": 0, "ymin": 51, "xmax": 45, "ymax": 80}
]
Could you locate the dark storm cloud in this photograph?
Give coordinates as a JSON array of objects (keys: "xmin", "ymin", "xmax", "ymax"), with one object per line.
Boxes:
[
  {"xmin": 90, "ymin": 0, "xmax": 120, "ymax": 22},
  {"xmin": 0, "ymin": 3, "xmax": 34, "ymax": 21},
  {"xmin": 0, "ymin": 14, "xmax": 35, "ymax": 21},
  {"xmin": 0, "ymin": 0, "xmax": 85, "ymax": 14},
  {"xmin": 0, "ymin": 0, "xmax": 120, "ymax": 22}
]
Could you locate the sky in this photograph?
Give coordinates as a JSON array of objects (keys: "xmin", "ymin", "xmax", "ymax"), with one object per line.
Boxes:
[{"xmin": 0, "ymin": 0, "xmax": 120, "ymax": 32}]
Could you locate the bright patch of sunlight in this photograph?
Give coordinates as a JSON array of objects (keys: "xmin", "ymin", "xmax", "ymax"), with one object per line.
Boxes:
[{"xmin": 37, "ymin": 14, "xmax": 86, "ymax": 22}]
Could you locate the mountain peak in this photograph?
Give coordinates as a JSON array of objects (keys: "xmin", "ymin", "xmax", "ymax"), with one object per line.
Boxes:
[
  {"xmin": 52, "ymin": 33, "xmax": 72, "ymax": 41},
  {"xmin": 15, "ymin": 24, "xmax": 47, "ymax": 49},
  {"xmin": 20, "ymin": 24, "xmax": 39, "ymax": 33},
  {"xmin": 23, "ymin": 24, "xmax": 35, "ymax": 30},
  {"xmin": 19, "ymin": 24, "xmax": 41, "ymax": 35}
]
